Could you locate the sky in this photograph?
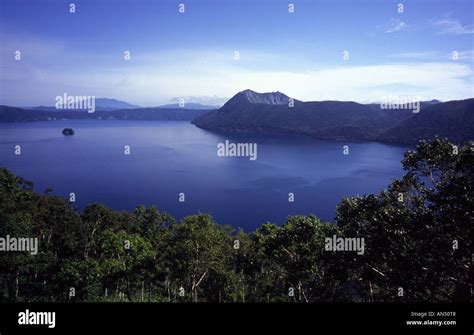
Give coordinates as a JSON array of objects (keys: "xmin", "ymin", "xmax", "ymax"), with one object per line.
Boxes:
[{"xmin": 0, "ymin": 0, "xmax": 473, "ymax": 106}]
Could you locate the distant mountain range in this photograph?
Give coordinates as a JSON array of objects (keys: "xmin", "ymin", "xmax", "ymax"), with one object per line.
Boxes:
[
  {"xmin": 0, "ymin": 106, "xmax": 212, "ymax": 122},
  {"xmin": 158, "ymin": 102, "xmax": 220, "ymax": 109},
  {"xmin": 29, "ymin": 98, "xmax": 219, "ymax": 111},
  {"xmin": 30, "ymin": 98, "xmax": 141, "ymax": 111},
  {"xmin": 168, "ymin": 95, "xmax": 228, "ymax": 107},
  {"xmin": 91, "ymin": 98, "xmax": 141, "ymax": 110},
  {"xmin": 192, "ymin": 90, "xmax": 473, "ymax": 145},
  {"xmin": 2, "ymin": 90, "xmax": 473, "ymax": 145}
]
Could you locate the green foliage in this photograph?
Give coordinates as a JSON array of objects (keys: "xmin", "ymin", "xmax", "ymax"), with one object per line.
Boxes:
[
  {"xmin": 335, "ymin": 139, "xmax": 472, "ymax": 302},
  {"xmin": 0, "ymin": 139, "xmax": 471, "ymax": 302}
]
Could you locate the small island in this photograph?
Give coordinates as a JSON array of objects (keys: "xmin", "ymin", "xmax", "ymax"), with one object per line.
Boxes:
[{"xmin": 62, "ymin": 128, "xmax": 75, "ymax": 136}]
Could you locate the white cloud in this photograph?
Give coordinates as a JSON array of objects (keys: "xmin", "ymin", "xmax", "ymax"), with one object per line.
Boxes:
[
  {"xmin": 384, "ymin": 19, "xmax": 407, "ymax": 33},
  {"xmin": 433, "ymin": 18, "xmax": 474, "ymax": 35},
  {"xmin": 1, "ymin": 46, "xmax": 473, "ymax": 106},
  {"xmin": 226, "ymin": 63, "xmax": 473, "ymax": 103},
  {"xmin": 455, "ymin": 50, "xmax": 474, "ymax": 60},
  {"xmin": 24, "ymin": 62, "xmax": 474, "ymax": 104}
]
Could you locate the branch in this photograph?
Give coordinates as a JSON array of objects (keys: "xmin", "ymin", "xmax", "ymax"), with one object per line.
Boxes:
[
  {"xmin": 367, "ymin": 264, "xmax": 386, "ymax": 277},
  {"xmin": 281, "ymin": 245, "xmax": 296, "ymax": 259},
  {"xmin": 194, "ymin": 271, "xmax": 208, "ymax": 289}
]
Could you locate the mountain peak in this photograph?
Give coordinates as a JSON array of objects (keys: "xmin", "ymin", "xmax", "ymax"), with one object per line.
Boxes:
[{"xmin": 237, "ymin": 89, "xmax": 290, "ymax": 105}]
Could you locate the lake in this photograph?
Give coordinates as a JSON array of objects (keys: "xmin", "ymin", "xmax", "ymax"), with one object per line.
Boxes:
[{"xmin": 0, "ymin": 120, "xmax": 407, "ymax": 231}]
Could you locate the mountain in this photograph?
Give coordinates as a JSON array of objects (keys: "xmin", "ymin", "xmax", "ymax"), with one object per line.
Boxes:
[
  {"xmin": 29, "ymin": 98, "xmax": 140, "ymax": 111},
  {"xmin": 193, "ymin": 90, "xmax": 472, "ymax": 144},
  {"xmin": 0, "ymin": 106, "xmax": 210, "ymax": 122},
  {"xmin": 424, "ymin": 99, "xmax": 442, "ymax": 105},
  {"xmin": 158, "ymin": 102, "xmax": 219, "ymax": 109},
  {"xmin": 168, "ymin": 95, "xmax": 228, "ymax": 107},
  {"xmin": 94, "ymin": 98, "xmax": 141, "ymax": 110},
  {"xmin": 378, "ymin": 99, "xmax": 474, "ymax": 145},
  {"xmin": 236, "ymin": 89, "xmax": 293, "ymax": 105},
  {"xmin": 192, "ymin": 89, "xmax": 415, "ymax": 141},
  {"xmin": 4, "ymin": 92, "xmax": 471, "ymax": 145}
]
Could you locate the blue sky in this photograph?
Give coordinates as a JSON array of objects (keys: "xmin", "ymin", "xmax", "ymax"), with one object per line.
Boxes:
[{"xmin": 0, "ymin": 0, "xmax": 473, "ymax": 106}]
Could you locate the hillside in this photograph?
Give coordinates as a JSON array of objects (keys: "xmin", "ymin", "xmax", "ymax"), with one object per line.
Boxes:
[
  {"xmin": 193, "ymin": 90, "xmax": 474, "ymax": 144},
  {"xmin": 192, "ymin": 90, "xmax": 415, "ymax": 141},
  {"xmin": 378, "ymin": 99, "xmax": 474, "ymax": 145}
]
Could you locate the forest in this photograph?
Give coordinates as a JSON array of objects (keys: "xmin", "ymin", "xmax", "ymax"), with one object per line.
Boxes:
[{"xmin": 0, "ymin": 139, "xmax": 471, "ymax": 303}]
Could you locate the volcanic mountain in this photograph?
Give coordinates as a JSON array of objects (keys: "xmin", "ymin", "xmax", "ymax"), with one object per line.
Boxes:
[{"xmin": 192, "ymin": 90, "xmax": 473, "ymax": 144}]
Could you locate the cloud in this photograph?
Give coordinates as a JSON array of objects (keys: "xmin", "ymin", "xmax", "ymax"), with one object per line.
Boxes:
[
  {"xmin": 1, "ymin": 44, "xmax": 473, "ymax": 106},
  {"xmin": 4, "ymin": 61, "xmax": 473, "ymax": 106},
  {"xmin": 384, "ymin": 19, "xmax": 407, "ymax": 33},
  {"xmin": 453, "ymin": 50, "xmax": 474, "ymax": 60},
  {"xmin": 388, "ymin": 50, "xmax": 474, "ymax": 62},
  {"xmin": 433, "ymin": 18, "xmax": 474, "ymax": 35},
  {"xmin": 225, "ymin": 63, "xmax": 473, "ymax": 103}
]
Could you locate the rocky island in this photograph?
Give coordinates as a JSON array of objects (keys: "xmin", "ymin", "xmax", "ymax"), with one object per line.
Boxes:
[{"xmin": 62, "ymin": 128, "xmax": 75, "ymax": 136}]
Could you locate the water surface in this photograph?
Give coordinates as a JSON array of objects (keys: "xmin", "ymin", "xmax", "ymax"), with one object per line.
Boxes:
[{"xmin": 0, "ymin": 120, "xmax": 407, "ymax": 231}]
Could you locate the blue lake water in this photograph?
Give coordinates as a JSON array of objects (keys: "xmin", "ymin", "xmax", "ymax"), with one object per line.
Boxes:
[{"xmin": 0, "ymin": 120, "xmax": 407, "ymax": 231}]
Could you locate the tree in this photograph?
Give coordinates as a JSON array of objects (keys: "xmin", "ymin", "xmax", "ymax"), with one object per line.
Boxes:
[
  {"xmin": 0, "ymin": 139, "xmax": 471, "ymax": 302},
  {"xmin": 167, "ymin": 214, "xmax": 235, "ymax": 302},
  {"xmin": 335, "ymin": 139, "xmax": 473, "ymax": 302}
]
